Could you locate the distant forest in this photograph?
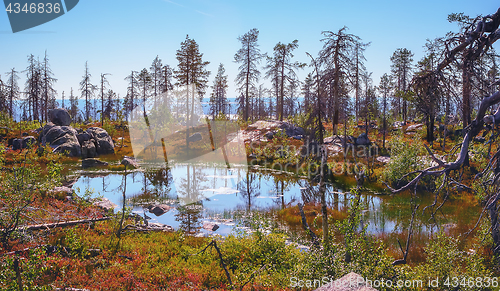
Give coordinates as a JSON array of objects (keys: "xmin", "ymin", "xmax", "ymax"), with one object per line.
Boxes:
[{"xmin": 0, "ymin": 11, "xmax": 499, "ymax": 145}]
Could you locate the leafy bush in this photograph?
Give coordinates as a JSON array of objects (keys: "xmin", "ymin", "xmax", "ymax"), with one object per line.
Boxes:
[
  {"xmin": 470, "ymin": 141, "xmax": 490, "ymax": 171},
  {"xmin": 101, "ymin": 118, "xmax": 118, "ymax": 139},
  {"xmin": 0, "ymin": 148, "xmax": 61, "ymax": 250},
  {"xmin": 296, "ymin": 193, "xmax": 401, "ymax": 290},
  {"xmin": 409, "ymin": 232, "xmax": 493, "ymax": 291},
  {"xmin": 0, "ymin": 248, "xmax": 51, "ymax": 290},
  {"xmin": 381, "ymin": 134, "xmax": 426, "ymax": 187},
  {"xmin": 222, "ymin": 233, "xmax": 301, "ymax": 288}
]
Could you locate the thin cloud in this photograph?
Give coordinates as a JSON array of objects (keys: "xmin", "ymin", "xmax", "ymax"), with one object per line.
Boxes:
[
  {"xmin": 161, "ymin": 0, "xmax": 212, "ymax": 17},
  {"xmin": 195, "ymin": 10, "xmax": 213, "ymax": 17},
  {"xmin": 162, "ymin": 0, "xmax": 185, "ymax": 8}
]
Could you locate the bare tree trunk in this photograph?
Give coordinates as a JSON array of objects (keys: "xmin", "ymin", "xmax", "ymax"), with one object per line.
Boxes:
[
  {"xmin": 488, "ymin": 194, "xmax": 500, "ymax": 256},
  {"xmin": 463, "ymin": 57, "xmax": 472, "ymax": 128},
  {"xmin": 320, "ymin": 147, "xmax": 328, "ymax": 248}
]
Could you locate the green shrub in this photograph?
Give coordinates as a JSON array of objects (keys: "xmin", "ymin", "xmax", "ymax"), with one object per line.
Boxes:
[
  {"xmin": 409, "ymin": 232, "xmax": 493, "ymax": 290},
  {"xmin": 0, "ymin": 148, "xmax": 61, "ymax": 250},
  {"xmin": 296, "ymin": 193, "xmax": 401, "ymax": 290},
  {"xmin": 0, "ymin": 248, "xmax": 51, "ymax": 290},
  {"xmin": 222, "ymin": 233, "xmax": 301, "ymax": 288},
  {"xmin": 381, "ymin": 134, "xmax": 426, "ymax": 187}
]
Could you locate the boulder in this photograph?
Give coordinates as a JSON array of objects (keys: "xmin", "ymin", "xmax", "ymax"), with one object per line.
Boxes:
[
  {"xmin": 39, "ymin": 121, "xmax": 140, "ymax": 159},
  {"xmin": 376, "ymin": 156, "xmax": 391, "ymax": 164},
  {"xmin": 86, "ymin": 127, "xmax": 115, "ymax": 155},
  {"xmin": 50, "ymin": 186, "xmax": 74, "ymax": 197},
  {"xmin": 406, "ymin": 123, "xmax": 424, "ymax": 132},
  {"xmin": 247, "ymin": 120, "xmax": 305, "ymax": 139},
  {"xmin": 279, "ymin": 123, "xmax": 305, "ymax": 137},
  {"xmin": 392, "ymin": 121, "xmax": 405, "ymax": 128},
  {"xmin": 52, "ymin": 133, "xmax": 82, "ymax": 157},
  {"xmin": 82, "ymin": 158, "xmax": 109, "ymax": 169},
  {"xmin": 121, "ymin": 157, "xmax": 139, "ymax": 169},
  {"xmin": 148, "ymin": 222, "xmax": 174, "ymax": 232},
  {"xmin": 11, "ymin": 134, "xmax": 35, "ymax": 150},
  {"xmin": 12, "ymin": 138, "xmax": 22, "ymax": 150},
  {"xmin": 40, "ymin": 124, "xmax": 81, "ymax": 156},
  {"xmin": 76, "ymin": 132, "xmax": 92, "ymax": 145},
  {"xmin": 22, "ymin": 136, "xmax": 36, "ymax": 149},
  {"xmin": 62, "ymin": 177, "xmax": 79, "ymax": 188},
  {"xmin": 81, "ymin": 140, "xmax": 97, "ymax": 158},
  {"xmin": 40, "ymin": 122, "xmax": 56, "ymax": 143},
  {"xmin": 49, "ymin": 108, "xmax": 72, "ymax": 126},
  {"xmin": 148, "ymin": 204, "xmax": 172, "ymax": 216},
  {"xmin": 187, "ymin": 132, "xmax": 203, "ymax": 143},
  {"xmin": 93, "ymin": 197, "xmax": 116, "ymax": 212},
  {"xmin": 264, "ymin": 131, "xmax": 276, "ymax": 140},
  {"xmin": 355, "ymin": 133, "xmax": 371, "ymax": 146},
  {"xmin": 203, "ymin": 222, "xmax": 219, "ymax": 231},
  {"xmin": 314, "ymin": 272, "xmax": 377, "ymax": 291},
  {"xmin": 325, "ymin": 135, "xmax": 356, "ymax": 147}
]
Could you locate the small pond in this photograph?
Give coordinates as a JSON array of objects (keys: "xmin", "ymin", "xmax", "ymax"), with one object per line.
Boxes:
[{"xmin": 73, "ymin": 163, "xmax": 481, "ymax": 242}]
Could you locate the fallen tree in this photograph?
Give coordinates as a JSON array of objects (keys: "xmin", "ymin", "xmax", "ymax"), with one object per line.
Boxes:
[{"xmin": 2, "ymin": 217, "xmax": 111, "ymax": 232}]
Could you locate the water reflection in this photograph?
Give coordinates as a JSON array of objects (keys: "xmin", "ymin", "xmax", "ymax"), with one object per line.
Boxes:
[
  {"xmin": 175, "ymin": 203, "xmax": 203, "ymax": 234},
  {"xmin": 237, "ymin": 171, "xmax": 260, "ymax": 212},
  {"xmin": 74, "ymin": 165, "xmax": 480, "ymax": 238}
]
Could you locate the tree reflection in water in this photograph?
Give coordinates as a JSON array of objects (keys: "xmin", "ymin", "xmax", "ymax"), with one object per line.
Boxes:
[
  {"xmin": 175, "ymin": 203, "xmax": 203, "ymax": 234},
  {"xmin": 128, "ymin": 166, "xmax": 175, "ymax": 206},
  {"xmin": 175, "ymin": 164, "xmax": 208, "ymax": 233},
  {"xmin": 238, "ymin": 170, "xmax": 260, "ymax": 212}
]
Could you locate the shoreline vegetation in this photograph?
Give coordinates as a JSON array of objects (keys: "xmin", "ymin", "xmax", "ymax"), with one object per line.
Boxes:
[{"xmin": 0, "ymin": 115, "xmax": 496, "ymax": 290}]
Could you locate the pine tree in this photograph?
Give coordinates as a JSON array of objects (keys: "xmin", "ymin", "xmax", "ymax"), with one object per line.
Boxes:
[
  {"xmin": 161, "ymin": 65, "xmax": 174, "ymax": 110},
  {"xmin": 234, "ymin": 28, "xmax": 262, "ymax": 121},
  {"xmin": 378, "ymin": 73, "xmax": 392, "ymax": 148},
  {"xmin": 265, "ymin": 40, "xmax": 304, "ymax": 121},
  {"xmin": 209, "ymin": 63, "xmax": 228, "ymax": 119},
  {"xmin": 24, "ymin": 55, "xmax": 40, "ymax": 121},
  {"xmin": 0, "ymin": 75, "xmax": 6, "ymax": 113},
  {"xmin": 150, "ymin": 56, "xmax": 163, "ymax": 108},
  {"xmin": 61, "ymin": 91, "xmax": 65, "ymax": 109},
  {"xmin": 124, "ymin": 70, "xmax": 139, "ymax": 119},
  {"xmin": 351, "ymin": 41, "xmax": 370, "ymax": 122},
  {"xmin": 68, "ymin": 87, "xmax": 78, "ymax": 121},
  {"xmin": 301, "ymin": 73, "xmax": 315, "ymax": 113},
  {"xmin": 319, "ymin": 27, "xmax": 361, "ymax": 133},
  {"xmin": 99, "ymin": 73, "xmax": 111, "ymax": 126},
  {"xmin": 41, "ymin": 51, "xmax": 57, "ymax": 122},
  {"xmin": 6, "ymin": 68, "xmax": 20, "ymax": 119},
  {"xmin": 80, "ymin": 62, "xmax": 96, "ymax": 121},
  {"xmin": 137, "ymin": 68, "xmax": 151, "ymax": 119},
  {"xmin": 104, "ymin": 89, "xmax": 116, "ymax": 120},
  {"xmin": 390, "ymin": 48, "xmax": 413, "ymax": 124},
  {"xmin": 174, "ymin": 35, "xmax": 210, "ymax": 152}
]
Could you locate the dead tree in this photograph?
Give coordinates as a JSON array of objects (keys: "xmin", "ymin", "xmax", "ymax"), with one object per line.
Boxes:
[{"xmin": 386, "ymin": 7, "xmax": 500, "ymax": 259}]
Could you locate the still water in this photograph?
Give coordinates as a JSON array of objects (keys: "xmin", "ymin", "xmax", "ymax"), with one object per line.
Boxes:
[{"xmin": 73, "ymin": 163, "xmax": 480, "ymax": 240}]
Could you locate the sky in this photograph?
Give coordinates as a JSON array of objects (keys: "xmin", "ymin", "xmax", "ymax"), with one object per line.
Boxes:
[{"xmin": 0, "ymin": 0, "xmax": 499, "ymax": 101}]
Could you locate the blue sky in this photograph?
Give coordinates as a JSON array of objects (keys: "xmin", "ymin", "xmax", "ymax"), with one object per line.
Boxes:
[{"xmin": 0, "ymin": 0, "xmax": 499, "ymax": 100}]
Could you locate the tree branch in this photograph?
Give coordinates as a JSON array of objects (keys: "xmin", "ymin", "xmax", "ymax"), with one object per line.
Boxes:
[{"xmin": 297, "ymin": 203, "xmax": 320, "ymax": 248}]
